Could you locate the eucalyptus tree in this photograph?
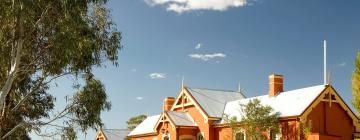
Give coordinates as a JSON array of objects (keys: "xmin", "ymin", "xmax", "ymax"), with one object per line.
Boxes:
[
  {"xmin": 127, "ymin": 114, "xmax": 147, "ymax": 130},
  {"xmin": 353, "ymin": 51, "xmax": 360, "ymax": 115},
  {"xmin": 0, "ymin": 0, "xmax": 121, "ymax": 139}
]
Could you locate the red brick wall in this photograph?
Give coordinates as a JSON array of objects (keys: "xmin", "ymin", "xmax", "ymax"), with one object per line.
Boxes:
[
  {"xmin": 214, "ymin": 127, "xmax": 232, "ymax": 140},
  {"xmin": 178, "ymin": 128, "xmax": 198, "ymax": 136}
]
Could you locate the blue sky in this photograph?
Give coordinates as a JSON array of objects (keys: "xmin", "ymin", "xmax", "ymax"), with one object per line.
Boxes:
[{"xmin": 32, "ymin": 0, "xmax": 360, "ymax": 139}]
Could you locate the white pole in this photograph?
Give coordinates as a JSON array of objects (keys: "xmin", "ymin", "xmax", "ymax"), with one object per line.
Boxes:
[{"xmin": 324, "ymin": 40, "xmax": 327, "ymax": 85}]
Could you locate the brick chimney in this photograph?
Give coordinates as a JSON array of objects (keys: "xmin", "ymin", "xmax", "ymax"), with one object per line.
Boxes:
[
  {"xmin": 269, "ymin": 74, "xmax": 283, "ymax": 97},
  {"xmin": 163, "ymin": 97, "xmax": 175, "ymax": 112}
]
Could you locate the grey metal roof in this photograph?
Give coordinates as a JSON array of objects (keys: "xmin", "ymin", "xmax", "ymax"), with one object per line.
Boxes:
[
  {"xmin": 186, "ymin": 87, "xmax": 245, "ymax": 118},
  {"xmin": 127, "ymin": 115, "xmax": 160, "ymax": 136},
  {"xmin": 166, "ymin": 111, "xmax": 196, "ymax": 127},
  {"xmin": 102, "ymin": 129, "xmax": 130, "ymax": 140}
]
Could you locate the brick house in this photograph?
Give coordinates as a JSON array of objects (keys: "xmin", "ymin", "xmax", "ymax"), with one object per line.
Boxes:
[{"xmin": 128, "ymin": 74, "xmax": 360, "ymax": 140}]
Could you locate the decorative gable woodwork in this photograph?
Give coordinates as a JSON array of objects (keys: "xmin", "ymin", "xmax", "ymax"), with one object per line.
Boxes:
[
  {"xmin": 173, "ymin": 92, "xmax": 193, "ymax": 110},
  {"xmin": 300, "ymin": 85, "xmax": 360, "ymax": 132},
  {"xmin": 170, "ymin": 87, "xmax": 209, "ymax": 119},
  {"xmin": 154, "ymin": 113, "xmax": 176, "ymax": 132},
  {"xmin": 96, "ymin": 131, "xmax": 106, "ymax": 140}
]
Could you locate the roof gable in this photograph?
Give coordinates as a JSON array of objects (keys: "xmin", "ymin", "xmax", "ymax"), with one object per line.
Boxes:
[
  {"xmin": 170, "ymin": 87, "xmax": 209, "ymax": 120},
  {"xmin": 300, "ymin": 85, "xmax": 360, "ymax": 131}
]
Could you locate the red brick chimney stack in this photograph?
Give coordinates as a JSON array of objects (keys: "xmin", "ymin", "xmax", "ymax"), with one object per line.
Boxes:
[
  {"xmin": 269, "ymin": 74, "xmax": 284, "ymax": 97},
  {"xmin": 163, "ymin": 97, "xmax": 175, "ymax": 112}
]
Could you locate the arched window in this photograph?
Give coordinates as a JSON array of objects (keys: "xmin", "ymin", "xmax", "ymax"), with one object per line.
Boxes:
[
  {"xmin": 235, "ymin": 132, "xmax": 245, "ymax": 140},
  {"xmin": 196, "ymin": 132, "xmax": 204, "ymax": 140}
]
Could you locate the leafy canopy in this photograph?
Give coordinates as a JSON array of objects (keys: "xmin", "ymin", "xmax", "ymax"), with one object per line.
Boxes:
[
  {"xmin": 127, "ymin": 115, "xmax": 147, "ymax": 130},
  {"xmin": 0, "ymin": 0, "xmax": 121, "ymax": 139}
]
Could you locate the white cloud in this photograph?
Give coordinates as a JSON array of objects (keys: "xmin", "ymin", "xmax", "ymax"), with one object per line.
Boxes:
[
  {"xmin": 189, "ymin": 53, "xmax": 226, "ymax": 61},
  {"xmin": 195, "ymin": 43, "xmax": 202, "ymax": 49},
  {"xmin": 149, "ymin": 73, "xmax": 167, "ymax": 79},
  {"xmin": 136, "ymin": 96, "xmax": 144, "ymax": 100},
  {"xmin": 145, "ymin": 0, "xmax": 248, "ymax": 13},
  {"xmin": 335, "ymin": 62, "xmax": 346, "ymax": 67}
]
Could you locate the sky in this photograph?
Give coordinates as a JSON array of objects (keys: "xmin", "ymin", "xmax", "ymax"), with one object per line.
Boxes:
[{"xmin": 31, "ymin": 0, "xmax": 360, "ymax": 139}]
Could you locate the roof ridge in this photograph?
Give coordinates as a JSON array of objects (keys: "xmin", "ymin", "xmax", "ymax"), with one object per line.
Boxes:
[
  {"xmin": 187, "ymin": 87, "xmax": 240, "ymax": 93},
  {"xmin": 238, "ymin": 85, "xmax": 325, "ymax": 99},
  {"xmin": 280, "ymin": 85, "xmax": 325, "ymax": 93}
]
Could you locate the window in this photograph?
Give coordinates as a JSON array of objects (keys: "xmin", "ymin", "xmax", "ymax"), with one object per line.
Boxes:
[
  {"xmin": 196, "ymin": 133, "xmax": 204, "ymax": 140},
  {"xmin": 163, "ymin": 136, "xmax": 169, "ymax": 140},
  {"xmin": 235, "ymin": 132, "xmax": 245, "ymax": 140}
]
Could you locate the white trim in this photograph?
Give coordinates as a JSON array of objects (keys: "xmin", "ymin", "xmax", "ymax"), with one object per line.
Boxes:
[{"xmin": 234, "ymin": 130, "xmax": 246, "ymax": 140}]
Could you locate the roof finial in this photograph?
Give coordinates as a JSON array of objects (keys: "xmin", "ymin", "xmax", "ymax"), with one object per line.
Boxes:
[
  {"xmin": 237, "ymin": 82, "xmax": 241, "ymax": 93},
  {"xmin": 327, "ymin": 70, "xmax": 331, "ymax": 85},
  {"xmin": 181, "ymin": 76, "xmax": 185, "ymax": 89}
]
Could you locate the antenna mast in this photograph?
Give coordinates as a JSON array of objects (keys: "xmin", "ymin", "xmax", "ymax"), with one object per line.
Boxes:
[
  {"xmin": 324, "ymin": 40, "xmax": 327, "ymax": 85},
  {"xmin": 237, "ymin": 82, "xmax": 241, "ymax": 93}
]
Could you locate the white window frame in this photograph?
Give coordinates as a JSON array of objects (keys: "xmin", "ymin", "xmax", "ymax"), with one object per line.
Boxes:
[{"xmin": 234, "ymin": 130, "xmax": 246, "ymax": 140}]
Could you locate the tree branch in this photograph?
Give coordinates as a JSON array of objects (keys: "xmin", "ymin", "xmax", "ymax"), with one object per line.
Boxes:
[
  {"xmin": 0, "ymin": 33, "xmax": 24, "ymax": 117},
  {"xmin": 11, "ymin": 72, "xmax": 71, "ymax": 113},
  {"xmin": 0, "ymin": 122, "xmax": 27, "ymax": 140},
  {"xmin": 2, "ymin": 100, "xmax": 75, "ymax": 140},
  {"xmin": 0, "ymin": 1, "xmax": 52, "ymax": 114}
]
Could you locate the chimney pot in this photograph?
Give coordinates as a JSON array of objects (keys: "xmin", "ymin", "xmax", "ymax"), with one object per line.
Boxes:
[{"xmin": 269, "ymin": 74, "xmax": 283, "ymax": 97}]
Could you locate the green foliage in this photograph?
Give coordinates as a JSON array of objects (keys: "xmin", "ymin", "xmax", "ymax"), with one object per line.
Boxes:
[
  {"xmin": 70, "ymin": 75, "xmax": 111, "ymax": 132},
  {"xmin": 62, "ymin": 126, "xmax": 77, "ymax": 140},
  {"xmin": 126, "ymin": 115, "xmax": 147, "ymax": 130},
  {"xmin": 298, "ymin": 120, "xmax": 312, "ymax": 139},
  {"xmin": 224, "ymin": 99, "xmax": 280, "ymax": 139},
  {"xmin": 0, "ymin": 0, "xmax": 121, "ymax": 139},
  {"xmin": 353, "ymin": 51, "xmax": 360, "ymax": 115},
  {"xmin": 222, "ymin": 114, "xmax": 240, "ymax": 136}
]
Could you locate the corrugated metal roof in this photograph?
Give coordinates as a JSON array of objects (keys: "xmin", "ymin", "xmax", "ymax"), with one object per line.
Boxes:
[
  {"xmin": 221, "ymin": 85, "xmax": 326, "ymax": 123},
  {"xmin": 101, "ymin": 129, "xmax": 130, "ymax": 140},
  {"xmin": 187, "ymin": 88, "xmax": 246, "ymax": 118},
  {"xmin": 128, "ymin": 115, "xmax": 160, "ymax": 136},
  {"xmin": 166, "ymin": 111, "xmax": 196, "ymax": 127}
]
